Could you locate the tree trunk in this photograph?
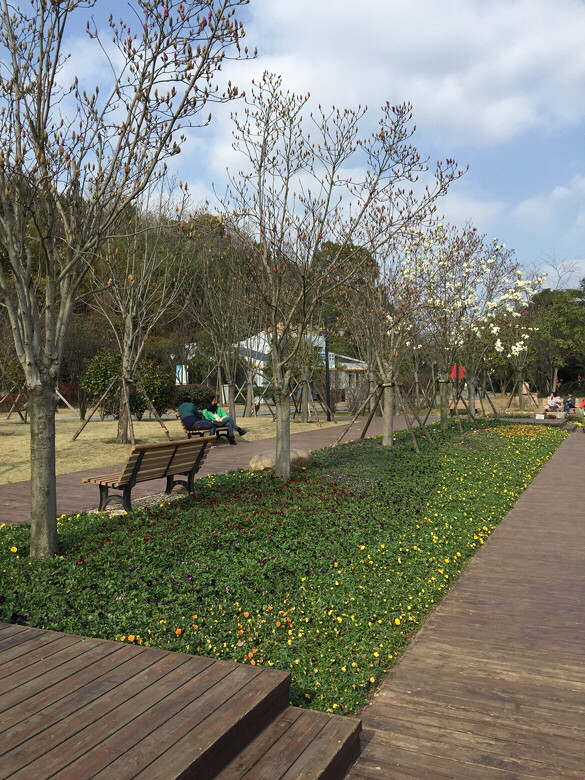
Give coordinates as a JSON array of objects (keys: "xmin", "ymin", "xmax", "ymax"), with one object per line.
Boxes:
[
  {"xmin": 78, "ymin": 387, "xmax": 87, "ymax": 421},
  {"xmin": 518, "ymin": 371, "xmax": 525, "ymax": 411},
  {"xmin": 439, "ymin": 377, "xmax": 449, "ymax": 430},
  {"xmin": 382, "ymin": 384, "xmax": 394, "ymax": 447},
  {"xmin": 300, "ymin": 368, "xmax": 310, "ymax": 423},
  {"xmin": 228, "ymin": 382, "xmax": 236, "ymax": 420},
  {"xmin": 244, "ymin": 370, "xmax": 254, "ymax": 417},
  {"xmin": 368, "ymin": 370, "xmax": 377, "ymax": 416},
  {"xmin": 467, "ymin": 372, "xmax": 476, "ymax": 418},
  {"xmin": 28, "ymin": 385, "xmax": 59, "ymax": 558},
  {"xmin": 414, "ymin": 363, "xmax": 420, "ymax": 410},
  {"xmin": 274, "ymin": 387, "xmax": 291, "ymax": 479},
  {"xmin": 116, "ymin": 384, "xmax": 130, "ymax": 444}
]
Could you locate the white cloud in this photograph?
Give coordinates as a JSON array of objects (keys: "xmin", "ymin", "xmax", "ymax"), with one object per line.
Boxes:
[
  {"xmin": 435, "ymin": 189, "xmax": 507, "ymax": 234},
  {"xmin": 513, "ymin": 174, "xmax": 585, "ymax": 235},
  {"xmin": 244, "ymin": 0, "xmax": 585, "ymax": 146}
]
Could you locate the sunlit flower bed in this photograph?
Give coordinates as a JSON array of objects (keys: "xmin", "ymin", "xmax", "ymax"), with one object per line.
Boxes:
[{"xmin": 0, "ymin": 421, "xmax": 567, "ymax": 714}]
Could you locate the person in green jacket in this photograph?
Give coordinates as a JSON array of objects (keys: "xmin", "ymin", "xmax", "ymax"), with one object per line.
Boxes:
[{"xmin": 203, "ymin": 396, "xmax": 246, "ymax": 445}]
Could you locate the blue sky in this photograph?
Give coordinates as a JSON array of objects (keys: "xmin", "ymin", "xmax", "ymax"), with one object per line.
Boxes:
[
  {"xmin": 66, "ymin": 0, "xmax": 585, "ymax": 286},
  {"xmin": 182, "ymin": 0, "xmax": 585, "ymax": 287}
]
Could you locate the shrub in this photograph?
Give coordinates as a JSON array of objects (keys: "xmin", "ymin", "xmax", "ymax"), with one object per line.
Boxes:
[
  {"xmin": 138, "ymin": 361, "xmax": 175, "ymax": 416},
  {"xmin": 174, "ymin": 383, "xmax": 214, "ymax": 409},
  {"xmin": 83, "ymin": 351, "xmax": 175, "ymax": 419},
  {"xmin": 82, "ymin": 350, "xmax": 121, "ymax": 418}
]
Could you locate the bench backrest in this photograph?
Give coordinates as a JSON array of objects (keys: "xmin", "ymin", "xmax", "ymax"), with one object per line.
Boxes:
[{"xmin": 117, "ymin": 438, "xmax": 212, "ymax": 487}]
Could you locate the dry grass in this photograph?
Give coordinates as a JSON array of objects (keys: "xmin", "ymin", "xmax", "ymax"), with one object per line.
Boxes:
[{"xmin": 0, "ymin": 409, "xmax": 344, "ymax": 485}]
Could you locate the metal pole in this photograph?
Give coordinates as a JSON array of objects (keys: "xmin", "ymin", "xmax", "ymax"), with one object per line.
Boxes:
[{"xmin": 324, "ymin": 318, "xmax": 331, "ymax": 422}]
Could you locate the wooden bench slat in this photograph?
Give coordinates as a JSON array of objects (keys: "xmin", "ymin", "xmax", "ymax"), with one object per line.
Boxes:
[{"xmin": 81, "ymin": 438, "xmax": 213, "ymax": 512}]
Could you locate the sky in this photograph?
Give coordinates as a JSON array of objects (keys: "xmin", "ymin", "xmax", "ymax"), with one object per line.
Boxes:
[
  {"xmin": 177, "ymin": 0, "xmax": 585, "ymax": 287},
  {"xmin": 52, "ymin": 0, "xmax": 585, "ymax": 287}
]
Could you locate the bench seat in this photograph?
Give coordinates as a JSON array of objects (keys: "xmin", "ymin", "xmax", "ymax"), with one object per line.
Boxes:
[
  {"xmin": 176, "ymin": 411, "xmax": 229, "ymax": 440},
  {"xmin": 449, "ymin": 400, "xmax": 480, "ymax": 416},
  {"xmin": 82, "ymin": 437, "xmax": 213, "ymax": 512}
]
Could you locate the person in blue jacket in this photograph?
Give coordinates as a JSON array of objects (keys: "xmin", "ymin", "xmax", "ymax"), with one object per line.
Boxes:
[{"xmin": 177, "ymin": 399, "xmax": 216, "ymax": 435}]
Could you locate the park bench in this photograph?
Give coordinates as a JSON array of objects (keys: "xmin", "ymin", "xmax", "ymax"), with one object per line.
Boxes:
[
  {"xmin": 81, "ymin": 437, "xmax": 213, "ymax": 513},
  {"xmin": 449, "ymin": 399, "xmax": 481, "ymax": 416},
  {"xmin": 176, "ymin": 411, "xmax": 229, "ymax": 440}
]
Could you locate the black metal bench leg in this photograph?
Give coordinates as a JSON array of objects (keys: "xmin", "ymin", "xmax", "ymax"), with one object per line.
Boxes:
[
  {"xmin": 122, "ymin": 486, "xmax": 133, "ymax": 513},
  {"xmin": 98, "ymin": 485, "xmax": 109, "ymax": 512}
]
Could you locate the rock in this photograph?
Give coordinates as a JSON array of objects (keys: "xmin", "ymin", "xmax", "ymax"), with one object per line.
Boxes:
[{"xmin": 248, "ymin": 448, "xmax": 312, "ymax": 473}]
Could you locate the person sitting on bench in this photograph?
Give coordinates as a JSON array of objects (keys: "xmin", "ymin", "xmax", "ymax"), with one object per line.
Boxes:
[
  {"xmin": 544, "ymin": 393, "xmax": 560, "ymax": 411},
  {"xmin": 563, "ymin": 392, "xmax": 575, "ymax": 413},
  {"xmin": 203, "ymin": 396, "xmax": 246, "ymax": 445},
  {"xmin": 177, "ymin": 399, "xmax": 216, "ymax": 435}
]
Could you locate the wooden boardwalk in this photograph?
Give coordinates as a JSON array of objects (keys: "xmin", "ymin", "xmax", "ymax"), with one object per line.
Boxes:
[
  {"xmin": 348, "ymin": 429, "xmax": 585, "ymax": 778},
  {"xmin": 0, "ymin": 623, "xmax": 360, "ymax": 778}
]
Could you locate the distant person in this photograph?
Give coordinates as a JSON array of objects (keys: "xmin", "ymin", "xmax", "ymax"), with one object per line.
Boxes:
[
  {"xmin": 203, "ymin": 396, "xmax": 246, "ymax": 445},
  {"xmin": 177, "ymin": 399, "xmax": 216, "ymax": 435},
  {"xmin": 544, "ymin": 393, "xmax": 559, "ymax": 411},
  {"xmin": 564, "ymin": 392, "xmax": 575, "ymax": 413}
]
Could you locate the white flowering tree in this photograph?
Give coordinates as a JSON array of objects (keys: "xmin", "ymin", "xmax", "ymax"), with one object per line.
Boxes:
[
  {"xmin": 487, "ymin": 273, "xmax": 544, "ymax": 411},
  {"xmin": 416, "ymin": 224, "xmax": 524, "ymax": 428}
]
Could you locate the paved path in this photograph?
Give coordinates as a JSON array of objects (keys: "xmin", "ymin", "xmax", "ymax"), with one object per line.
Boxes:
[
  {"xmin": 0, "ymin": 416, "xmax": 397, "ymax": 525},
  {"xmin": 348, "ymin": 428, "xmax": 585, "ymax": 778}
]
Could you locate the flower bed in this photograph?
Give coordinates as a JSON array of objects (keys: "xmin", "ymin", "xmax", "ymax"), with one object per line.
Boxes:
[{"xmin": 0, "ymin": 421, "xmax": 567, "ymax": 714}]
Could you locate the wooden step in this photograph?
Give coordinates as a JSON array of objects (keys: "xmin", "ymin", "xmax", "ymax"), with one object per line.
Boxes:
[
  {"xmin": 216, "ymin": 705, "xmax": 362, "ymax": 779},
  {"xmin": 0, "ymin": 623, "xmax": 361, "ymax": 779},
  {"xmin": 0, "ymin": 624, "xmax": 290, "ymax": 779}
]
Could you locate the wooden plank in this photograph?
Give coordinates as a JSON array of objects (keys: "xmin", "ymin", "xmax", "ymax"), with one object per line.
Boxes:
[
  {"xmin": 348, "ymin": 749, "xmax": 512, "ymax": 780},
  {"xmin": 0, "ymin": 632, "xmax": 83, "ymax": 674},
  {"xmin": 0, "ymin": 637, "xmax": 110, "ymax": 701},
  {"xmin": 282, "ymin": 714, "xmax": 362, "ymax": 780},
  {"xmin": 215, "ymin": 707, "xmax": 305, "ymax": 779},
  {"xmin": 1, "ymin": 650, "xmax": 200, "ymax": 778},
  {"xmin": 352, "ymin": 722, "xmax": 576, "ymax": 777},
  {"xmin": 0, "ymin": 645, "xmax": 150, "ymax": 751},
  {"xmin": 62, "ymin": 660, "xmax": 260, "ymax": 779},
  {"xmin": 128, "ymin": 667, "xmax": 290, "ymax": 779},
  {"xmin": 362, "ymin": 705, "xmax": 585, "ymax": 767},
  {"xmin": 220, "ymin": 709, "xmax": 330, "ymax": 780},
  {"xmin": 0, "ymin": 625, "xmax": 57, "ymax": 655}
]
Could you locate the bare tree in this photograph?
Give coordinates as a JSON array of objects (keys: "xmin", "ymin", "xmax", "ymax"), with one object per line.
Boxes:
[
  {"xmin": 0, "ymin": 0, "xmax": 250, "ymax": 556},
  {"xmin": 184, "ymin": 214, "xmax": 264, "ymax": 419},
  {"xmin": 89, "ymin": 186, "xmax": 189, "ymax": 444},
  {"xmin": 345, "ymin": 235, "xmax": 424, "ymax": 447},
  {"xmin": 224, "ymin": 72, "xmax": 464, "ymax": 478}
]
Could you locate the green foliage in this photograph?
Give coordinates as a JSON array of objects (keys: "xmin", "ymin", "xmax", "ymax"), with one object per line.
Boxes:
[
  {"xmin": 528, "ymin": 287, "xmax": 585, "ymax": 391},
  {"xmin": 82, "ymin": 350, "xmax": 175, "ymax": 419},
  {"xmin": 254, "ymin": 384, "xmax": 274, "ymax": 401},
  {"xmin": 175, "ymin": 383, "xmax": 214, "ymax": 409},
  {"xmin": 82, "ymin": 350, "xmax": 120, "ymax": 417},
  {"xmin": 0, "ymin": 421, "xmax": 566, "ymax": 714},
  {"xmin": 137, "ymin": 360, "xmax": 175, "ymax": 416}
]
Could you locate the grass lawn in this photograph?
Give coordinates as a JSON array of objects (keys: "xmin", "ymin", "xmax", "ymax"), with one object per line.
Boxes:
[{"xmin": 0, "ymin": 420, "xmax": 567, "ymax": 714}]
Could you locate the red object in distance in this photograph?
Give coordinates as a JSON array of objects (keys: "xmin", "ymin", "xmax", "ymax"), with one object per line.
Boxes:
[{"xmin": 449, "ymin": 365, "xmax": 466, "ymax": 379}]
